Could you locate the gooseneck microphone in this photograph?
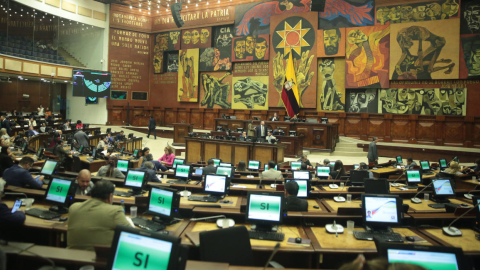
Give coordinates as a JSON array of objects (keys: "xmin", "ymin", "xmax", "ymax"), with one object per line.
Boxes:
[
  {"xmin": 442, "ymin": 201, "xmax": 480, "ymax": 237},
  {"xmin": 390, "ymin": 171, "xmax": 406, "ymax": 187},
  {"xmin": 263, "ymin": 243, "xmax": 281, "ymax": 270},
  {"xmin": 411, "ymin": 182, "xmax": 433, "ymax": 204}
]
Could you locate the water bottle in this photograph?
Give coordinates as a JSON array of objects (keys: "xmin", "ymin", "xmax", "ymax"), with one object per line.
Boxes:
[{"xmin": 121, "ymin": 200, "xmax": 125, "ymax": 214}]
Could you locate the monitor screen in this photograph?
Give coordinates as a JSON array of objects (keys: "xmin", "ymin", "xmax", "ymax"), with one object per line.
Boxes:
[
  {"xmin": 111, "ymin": 231, "xmax": 173, "ymax": 270},
  {"xmin": 330, "ymin": 161, "xmax": 336, "ymax": 167},
  {"xmin": 420, "ymin": 160, "xmax": 430, "ymax": 170},
  {"xmin": 92, "ymin": 148, "xmax": 96, "ymax": 158},
  {"xmin": 149, "ymin": 188, "xmax": 174, "ymax": 217},
  {"xmin": 439, "ymin": 159, "xmax": 448, "ymax": 169},
  {"xmin": 219, "ymin": 162, "xmax": 232, "ymax": 167},
  {"xmin": 73, "ymin": 70, "xmax": 112, "ymax": 98},
  {"xmin": 79, "ymin": 145, "xmax": 84, "ymax": 152},
  {"xmin": 133, "ymin": 149, "xmax": 139, "ymax": 157},
  {"xmin": 117, "ymin": 160, "xmax": 129, "ymax": 173},
  {"xmin": 248, "ymin": 160, "xmax": 260, "ymax": 170},
  {"xmin": 396, "ymin": 156, "xmax": 402, "ymax": 164},
  {"xmin": 172, "ymin": 159, "xmax": 184, "ymax": 169},
  {"xmin": 364, "ymin": 196, "xmax": 399, "ymax": 224},
  {"xmin": 316, "ymin": 166, "xmax": 330, "ymax": 177},
  {"xmin": 433, "ymin": 179, "xmax": 455, "ymax": 195},
  {"xmin": 291, "ymin": 161, "xmax": 301, "ymax": 171},
  {"xmin": 41, "ymin": 160, "xmax": 57, "ymax": 176},
  {"xmin": 46, "ymin": 178, "xmax": 72, "ymax": 204},
  {"xmin": 247, "ymin": 193, "xmax": 282, "ymax": 222},
  {"xmin": 354, "ymin": 164, "xmax": 359, "ymax": 170},
  {"xmin": 293, "ymin": 170, "xmax": 310, "ymax": 180},
  {"xmin": 406, "ymin": 170, "xmax": 421, "ymax": 183},
  {"xmin": 37, "ymin": 147, "xmax": 44, "ymax": 157},
  {"xmin": 265, "ymin": 164, "xmax": 278, "ymax": 171},
  {"xmin": 194, "ymin": 168, "xmax": 203, "ymax": 175},
  {"xmin": 125, "ymin": 170, "xmax": 145, "ymax": 188},
  {"xmin": 204, "ymin": 174, "xmax": 227, "ymax": 194},
  {"xmin": 21, "ymin": 143, "xmax": 27, "ymax": 152},
  {"xmin": 286, "ymin": 179, "xmax": 308, "ymax": 198},
  {"xmin": 386, "ymin": 249, "xmax": 460, "ymax": 270},
  {"xmin": 85, "ymin": 97, "xmax": 98, "ymax": 104},
  {"xmin": 216, "ymin": 166, "xmax": 233, "ymax": 177},
  {"xmin": 212, "ymin": 159, "xmax": 221, "ymax": 167},
  {"xmin": 175, "ymin": 165, "xmax": 190, "ymax": 179}
]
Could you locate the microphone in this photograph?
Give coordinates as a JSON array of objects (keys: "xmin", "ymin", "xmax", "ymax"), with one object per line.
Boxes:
[
  {"xmin": 390, "ymin": 171, "xmax": 406, "ymax": 187},
  {"xmin": 263, "ymin": 243, "xmax": 281, "ymax": 270},
  {"xmin": 190, "ymin": 215, "xmax": 235, "ymax": 229},
  {"xmin": 325, "ymin": 219, "xmax": 344, "ymax": 234},
  {"xmin": 442, "ymin": 201, "xmax": 480, "ymax": 236},
  {"xmin": 333, "ymin": 178, "xmax": 346, "ymax": 202},
  {"xmin": 464, "ymin": 190, "xmax": 479, "ymax": 200},
  {"xmin": 411, "ymin": 182, "xmax": 433, "ymax": 204},
  {"xmin": 329, "ymin": 168, "xmax": 341, "ymax": 189}
]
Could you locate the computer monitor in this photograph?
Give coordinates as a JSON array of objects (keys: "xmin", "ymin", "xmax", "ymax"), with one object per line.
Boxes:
[
  {"xmin": 420, "ymin": 160, "xmax": 431, "ymax": 172},
  {"xmin": 362, "ymin": 194, "xmax": 402, "ymax": 230},
  {"xmin": 211, "ymin": 158, "xmax": 221, "ymax": 167},
  {"xmin": 248, "ymin": 160, "xmax": 261, "ymax": 171},
  {"xmin": 120, "ymin": 146, "xmax": 125, "ymax": 155},
  {"xmin": 406, "ymin": 170, "xmax": 422, "ymax": 187},
  {"xmin": 124, "ymin": 170, "xmax": 147, "ymax": 194},
  {"xmin": 40, "ymin": 160, "xmax": 58, "ymax": 177},
  {"xmin": 91, "ymin": 148, "xmax": 97, "ymax": 159},
  {"xmin": 44, "ymin": 177, "xmax": 75, "ymax": 213},
  {"xmin": 364, "ymin": 178, "xmax": 389, "ymax": 195},
  {"xmin": 216, "ymin": 166, "xmax": 235, "ymax": 178},
  {"xmin": 128, "ymin": 133, "xmax": 134, "ymax": 139},
  {"xmin": 194, "ymin": 168, "xmax": 203, "ymax": 175},
  {"xmin": 432, "ymin": 179, "xmax": 455, "ymax": 203},
  {"xmin": 132, "ymin": 149, "xmax": 139, "ymax": 158},
  {"xmin": 36, "ymin": 147, "xmax": 44, "ymax": 159},
  {"xmin": 204, "ymin": 174, "xmax": 228, "ymax": 197},
  {"xmin": 350, "ymin": 170, "xmax": 370, "ymax": 186},
  {"xmin": 237, "ymin": 128, "xmax": 244, "ymax": 133},
  {"xmin": 147, "ymin": 187, "xmax": 180, "ymax": 224},
  {"xmin": 293, "ymin": 170, "xmax": 311, "ymax": 180},
  {"xmin": 377, "ymin": 242, "xmax": 464, "ymax": 270},
  {"xmin": 289, "ymin": 131, "xmax": 297, "ymax": 137},
  {"xmin": 117, "ymin": 159, "xmax": 130, "ymax": 173},
  {"xmin": 107, "ymin": 226, "xmax": 185, "ymax": 270},
  {"xmin": 321, "ymin": 117, "xmax": 328, "ymax": 124},
  {"xmin": 83, "ymin": 124, "xmax": 90, "ymax": 129},
  {"xmin": 396, "ymin": 156, "xmax": 402, "ymax": 164},
  {"xmin": 246, "ymin": 192, "xmax": 285, "ymax": 230},
  {"xmin": 330, "ymin": 161, "xmax": 336, "ymax": 167},
  {"xmin": 285, "ymin": 179, "xmax": 310, "ymax": 198},
  {"xmin": 353, "ymin": 164, "xmax": 359, "ymax": 170},
  {"xmin": 174, "ymin": 164, "xmax": 191, "ymax": 181},
  {"xmin": 439, "ymin": 158, "xmax": 448, "ymax": 170},
  {"xmin": 172, "ymin": 158, "xmax": 185, "ymax": 169},
  {"xmin": 219, "ymin": 162, "xmax": 232, "ymax": 167},
  {"xmin": 473, "ymin": 195, "xmax": 480, "ymax": 228},
  {"xmin": 264, "ymin": 164, "xmax": 278, "ymax": 171},
  {"xmin": 316, "ymin": 166, "xmax": 330, "ymax": 179},
  {"xmin": 290, "ymin": 161, "xmax": 301, "ymax": 171}
]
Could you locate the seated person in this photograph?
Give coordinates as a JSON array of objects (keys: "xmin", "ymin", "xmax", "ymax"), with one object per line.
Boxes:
[
  {"xmin": 63, "ymin": 120, "xmax": 71, "ymax": 131},
  {"xmin": 135, "ymin": 161, "xmax": 159, "ymax": 183},
  {"xmin": 103, "ymin": 147, "xmax": 115, "ymax": 160},
  {"xmin": 40, "ymin": 123, "xmax": 46, "ymax": 133},
  {"xmin": 284, "ymin": 181, "xmax": 308, "ymax": 211},
  {"xmin": 75, "ymin": 169, "xmax": 95, "ymax": 196},
  {"xmin": 236, "ymin": 160, "xmax": 247, "ymax": 172},
  {"xmin": 116, "ymin": 130, "xmax": 125, "ymax": 141},
  {"xmin": 444, "ymin": 161, "xmax": 463, "ymax": 175},
  {"xmin": 0, "ymin": 146, "xmax": 14, "ymax": 177},
  {"xmin": 404, "ymin": 157, "xmax": 417, "ymax": 169},
  {"xmin": 144, "ymin": 153, "xmax": 167, "ymax": 172},
  {"xmin": 358, "ymin": 162, "xmax": 373, "ymax": 178},
  {"xmin": 97, "ymin": 137, "xmax": 108, "ymax": 151},
  {"xmin": 239, "ymin": 131, "xmax": 248, "ymax": 141},
  {"xmin": 48, "ymin": 130, "xmax": 63, "ymax": 148},
  {"xmin": 0, "ymin": 179, "xmax": 26, "ymax": 226},
  {"xmin": 140, "ymin": 147, "xmax": 150, "ymax": 164},
  {"xmin": 262, "ymin": 160, "xmax": 282, "ymax": 179},
  {"xmin": 266, "ymin": 131, "xmax": 276, "ymax": 143},
  {"xmin": 329, "ymin": 160, "xmax": 346, "ymax": 180},
  {"xmin": 67, "ymin": 180, "xmax": 132, "ymax": 251},
  {"xmin": 3, "ymin": 157, "xmax": 44, "ymax": 189},
  {"xmin": 324, "ymin": 159, "xmax": 333, "ymax": 171},
  {"xmin": 202, "ymin": 159, "xmax": 217, "ymax": 175},
  {"xmin": 158, "ymin": 146, "xmax": 175, "ymax": 166},
  {"xmin": 298, "ymin": 154, "xmax": 313, "ymax": 169},
  {"xmin": 28, "ymin": 117, "xmax": 37, "ymax": 127},
  {"xmin": 106, "ymin": 133, "xmax": 114, "ymax": 144},
  {"xmin": 1, "ymin": 128, "xmax": 10, "ymax": 144},
  {"xmin": 27, "ymin": 125, "xmax": 39, "ymax": 136},
  {"xmin": 76, "ymin": 120, "xmax": 83, "ymax": 130},
  {"xmin": 53, "ymin": 139, "xmax": 71, "ymax": 166},
  {"xmin": 269, "ymin": 112, "xmax": 279, "ymax": 121},
  {"xmin": 44, "ymin": 107, "xmax": 52, "ymax": 117},
  {"xmin": 97, "ymin": 156, "xmax": 126, "ymax": 179}
]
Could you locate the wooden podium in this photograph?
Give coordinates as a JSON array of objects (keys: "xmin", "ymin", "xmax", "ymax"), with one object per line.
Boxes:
[{"xmin": 173, "ymin": 123, "xmax": 194, "ymax": 146}]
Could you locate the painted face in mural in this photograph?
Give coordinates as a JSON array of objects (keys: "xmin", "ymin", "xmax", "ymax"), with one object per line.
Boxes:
[
  {"xmin": 245, "ymin": 36, "xmax": 256, "ymax": 55},
  {"xmin": 323, "ymin": 29, "xmax": 340, "ymax": 55},
  {"xmin": 347, "ymin": 29, "xmax": 367, "ymax": 46},
  {"xmin": 319, "ymin": 59, "xmax": 335, "ymax": 80},
  {"xmin": 201, "ymin": 29, "xmax": 210, "ymax": 44},
  {"xmin": 170, "ymin": 31, "xmax": 180, "ymax": 44},
  {"xmin": 465, "ymin": 2, "xmax": 480, "ymax": 33},
  {"xmin": 426, "ymin": 3, "xmax": 441, "ymax": 19},
  {"xmin": 349, "ymin": 91, "xmax": 376, "ymax": 112},
  {"xmin": 412, "ymin": 6, "xmax": 426, "ymax": 21},
  {"xmin": 191, "ymin": 30, "xmax": 200, "ymax": 44},
  {"xmin": 454, "ymin": 88, "xmax": 465, "ymax": 105},
  {"xmin": 234, "ymin": 39, "xmax": 246, "ymax": 59},
  {"xmin": 400, "ymin": 6, "xmax": 413, "ymax": 21},
  {"xmin": 388, "ymin": 6, "xmax": 401, "ymax": 22},
  {"xmin": 442, "ymin": 0, "xmax": 459, "ymax": 17},
  {"xmin": 470, "ymin": 45, "xmax": 480, "ymax": 75},
  {"xmin": 442, "ymin": 103, "xmax": 452, "ymax": 115},
  {"xmin": 398, "ymin": 88, "xmax": 408, "ymax": 102},
  {"xmin": 376, "ymin": 7, "xmax": 389, "ymax": 24},
  {"xmin": 254, "ymin": 38, "xmax": 268, "ymax": 59},
  {"xmin": 183, "ymin": 31, "xmax": 192, "ymax": 44}
]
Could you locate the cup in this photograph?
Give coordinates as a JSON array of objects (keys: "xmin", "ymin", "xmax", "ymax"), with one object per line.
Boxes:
[
  {"xmin": 25, "ymin": 198, "xmax": 34, "ymax": 210},
  {"xmin": 222, "ymin": 219, "xmax": 229, "ymax": 229},
  {"xmin": 163, "ymin": 174, "xmax": 167, "ymax": 179},
  {"xmin": 79, "ymin": 266, "xmax": 95, "ymax": 270},
  {"xmin": 130, "ymin": 206, "xmax": 137, "ymax": 218},
  {"xmin": 346, "ymin": 194, "xmax": 352, "ymax": 203},
  {"xmin": 347, "ymin": 220, "xmax": 354, "ymax": 234},
  {"xmin": 340, "ymin": 182, "xmax": 345, "ymax": 189},
  {"xmin": 473, "ymin": 176, "xmax": 477, "ymax": 181},
  {"xmin": 424, "ymin": 193, "xmax": 429, "ymax": 201}
]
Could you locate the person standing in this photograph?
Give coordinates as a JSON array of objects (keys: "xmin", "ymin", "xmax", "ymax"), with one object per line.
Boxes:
[
  {"xmin": 247, "ymin": 119, "xmax": 255, "ymax": 137},
  {"xmin": 255, "ymin": 120, "xmax": 267, "ymax": 139},
  {"xmin": 74, "ymin": 129, "xmax": 90, "ymax": 150},
  {"xmin": 147, "ymin": 115, "xmax": 156, "ymax": 139},
  {"xmin": 367, "ymin": 137, "xmax": 379, "ymax": 165},
  {"xmin": 37, "ymin": 105, "xmax": 44, "ymax": 116}
]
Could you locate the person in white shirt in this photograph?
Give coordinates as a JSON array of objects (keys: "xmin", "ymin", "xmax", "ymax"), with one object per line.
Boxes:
[
  {"xmin": 37, "ymin": 105, "xmax": 44, "ymax": 116},
  {"xmin": 97, "ymin": 137, "xmax": 107, "ymax": 151},
  {"xmin": 269, "ymin": 113, "xmax": 279, "ymax": 121},
  {"xmin": 266, "ymin": 131, "xmax": 276, "ymax": 143}
]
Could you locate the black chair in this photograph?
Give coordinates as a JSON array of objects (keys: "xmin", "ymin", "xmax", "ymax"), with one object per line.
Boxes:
[{"xmin": 72, "ymin": 155, "xmax": 82, "ymax": 172}]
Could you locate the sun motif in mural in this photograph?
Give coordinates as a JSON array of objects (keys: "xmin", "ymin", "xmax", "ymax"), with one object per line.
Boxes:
[{"xmin": 275, "ymin": 20, "xmax": 310, "ymax": 57}]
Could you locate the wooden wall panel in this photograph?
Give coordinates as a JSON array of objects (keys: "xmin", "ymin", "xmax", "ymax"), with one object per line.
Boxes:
[
  {"xmin": 204, "ymin": 142, "xmax": 218, "ymax": 161},
  {"xmin": 367, "ymin": 118, "xmax": 386, "ymax": 138},
  {"xmin": 344, "ymin": 118, "xmax": 362, "ymax": 136},
  {"xmin": 218, "ymin": 144, "xmax": 232, "ymax": 163},
  {"xmin": 187, "ymin": 141, "xmax": 201, "ymax": 162},
  {"xmin": 203, "ymin": 112, "xmax": 216, "ymax": 130},
  {"xmin": 444, "ymin": 122, "xmax": 464, "ymax": 145},
  {"xmin": 234, "ymin": 146, "xmax": 249, "ymax": 166},
  {"xmin": 391, "ymin": 120, "xmax": 409, "ymax": 141},
  {"xmin": 474, "ymin": 124, "xmax": 480, "ymax": 147},
  {"xmin": 177, "ymin": 110, "xmax": 188, "ymax": 124},
  {"xmin": 416, "ymin": 121, "xmax": 435, "ymax": 144},
  {"xmin": 165, "ymin": 109, "xmax": 176, "ymax": 126}
]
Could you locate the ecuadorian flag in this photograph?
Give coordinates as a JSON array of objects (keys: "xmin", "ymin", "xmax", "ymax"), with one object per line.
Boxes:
[{"xmin": 281, "ymin": 52, "xmax": 300, "ymax": 117}]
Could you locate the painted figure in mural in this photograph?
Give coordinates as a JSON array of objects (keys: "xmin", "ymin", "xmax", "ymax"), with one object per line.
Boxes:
[
  {"xmin": 233, "ymin": 78, "xmax": 268, "ymax": 109},
  {"xmin": 324, "ymin": 29, "xmax": 341, "ymax": 55},
  {"xmin": 201, "ymin": 29, "xmax": 210, "ymax": 44},
  {"xmin": 254, "ymin": 37, "xmax": 268, "ymax": 60},
  {"xmin": 183, "ymin": 31, "xmax": 192, "ymax": 44},
  {"xmin": 170, "ymin": 31, "xmax": 180, "ymax": 45},
  {"xmin": 236, "ymin": 0, "xmax": 311, "ymax": 36},
  {"xmin": 441, "ymin": 0, "xmax": 459, "ymax": 19},
  {"xmin": 400, "ymin": 6, "xmax": 414, "ymax": 22},
  {"xmin": 462, "ymin": 36, "xmax": 480, "ymax": 77},
  {"xmin": 412, "ymin": 6, "xmax": 426, "ymax": 21},
  {"xmin": 234, "ymin": 38, "xmax": 246, "ymax": 59},
  {"xmin": 245, "ymin": 36, "xmax": 256, "ymax": 57},
  {"xmin": 348, "ymin": 89, "xmax": 376, "ymax": 113},
  {"xmin": 216, "ymin": 27, "xmax": 233, "ymax": 47},
  {"xmin": 394, "ymin": 26, "xmax": 454, "ymax": 80},
  {"xmin": 377, "ymin": 1, "xmax": 458, "ymax": 25},
  {"xmin": 388, "ymin": 6, "xmax": 402, "ymax": 24},
  {"xmin": 464, "ymin": 1, "xmax": 480, "ymax": 33},
  {"xmin": 201, "ymin": 72, "xmax": 232, "ymax": 109},
  {"xmin": 191, "ymin": 30, "xmax": 200, "ymax": 44},
  {"xmin": 320, "ymin": 0, "xmax": 374, "ymax": 27},
  {"xmin": 180, "ymin": 51, "xmax": 196, "ymax": 98},
  {"xmin": 200, "ymin": 48, "xmax": 232, "ymax": 71},
  {"xmin": 425, "ymin": 2, "xmax": 442, "ymax": 20},
  {"xmin": 319, "ymin": 59, "xmax": 344, "ymax": 111}
]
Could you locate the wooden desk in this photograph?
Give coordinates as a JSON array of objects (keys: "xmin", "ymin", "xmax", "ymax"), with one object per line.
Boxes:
[
  {"xmin": 419, "ymin": 229, "xmax": 480, "ymax": 255},
  {"xmin": 370, "ymin": 167, "xmax": 402, "ymax": 178},
  {"xmin": 173, "ymin": 123, "xmax": 194, "ymax": 146}
]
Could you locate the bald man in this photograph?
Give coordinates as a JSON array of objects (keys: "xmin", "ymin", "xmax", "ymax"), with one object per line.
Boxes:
[{"xmin": 75, "ymin": 169, "xmax": 94, "ymax": 196}]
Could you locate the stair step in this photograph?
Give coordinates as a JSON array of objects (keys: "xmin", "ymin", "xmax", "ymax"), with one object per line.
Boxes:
[{"xmin": 334, "ymin": 146, "xmax": 364, "ymax": 152}]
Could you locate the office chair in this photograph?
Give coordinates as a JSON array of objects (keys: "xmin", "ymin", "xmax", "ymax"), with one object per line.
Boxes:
[{"xmin": 72, "ymin": 156, "xmax": 82, "ymax": 173}]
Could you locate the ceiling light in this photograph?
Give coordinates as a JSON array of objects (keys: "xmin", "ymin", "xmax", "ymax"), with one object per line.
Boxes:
[{"xmin": 64, "ymin": 81, "xmax": 67, "ymax": 82}]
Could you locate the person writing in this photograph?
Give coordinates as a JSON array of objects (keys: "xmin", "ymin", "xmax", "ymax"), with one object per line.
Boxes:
[
  {"xmin": 3, "ymin": 157, "xmax": 44, "ymax": 189},
  {"xmin": 97, "ymin": 137, "xmax": 108, "ymax": 151},
  {"xmin": 158, "ymin": 146, "xmax": 175, "ymax": 166},
  {"xmin": 97, "ymin": 156, "xmax": 126, "ymax": 179}
]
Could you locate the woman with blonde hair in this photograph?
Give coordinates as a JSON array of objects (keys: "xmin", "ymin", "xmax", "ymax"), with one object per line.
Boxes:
[
  {"xmin": 444, "ymin": 161, "xmax": 462, "ymax": 175},
  {"xmin": 0, "ymin": 128, "xmax": 10, "ymax": 144},
  {"xmin": 159, "ymin": 145, "xmax": 175, "ymax": 166}
]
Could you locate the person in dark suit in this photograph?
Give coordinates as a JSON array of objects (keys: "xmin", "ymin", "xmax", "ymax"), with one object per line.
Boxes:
[
  {"xmin": 147, "ymin": 115, "xmax": 156, "ymax": 139},
  {"xmin": 255, "ymin": 120, "xmax": 267, "ymax": 139},
  {"xmin": 239, "ymin": 131, "xmax": 248, "ymax": 141},
  {"xmin": 269, "ymin": 113, "xmax": 279, "ymax": 121},
  {"xmin": 1, "ymin": 115, "xmax": 11, "ymax": 136},
  {"xmin": 202, "ymin": 159, "xmax": 217, "ymax": 175},
  {"xmin": 116, "ymin": 131, "xmax": 125, "ymax": 141},
  {"xmin": 27, "ymin": 126, "xmax": 39, "ymax": 136},
  {"xmin": 0, "ymin": 147, "xmax": 14, "ymax": 177},
  {"xmin": 135, "ymin": 161, "xmax": 160, "ymax": 183},
  {"xmin": 74, "ymin": 130, "xmax": 90, "ymax": 150},
  {"xmin": 284, "ymin": 181, "xmax": 308, "ymax": 212},
  {"xmin": 367, "ymin": 137, "xmax": 378, "ymax": 165}
]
